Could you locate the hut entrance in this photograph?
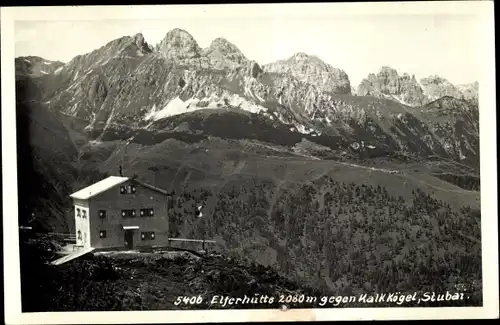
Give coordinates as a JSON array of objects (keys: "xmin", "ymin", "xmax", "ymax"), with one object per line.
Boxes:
[{"xmin": 124, "ymin": 230, "xmax": 134, "ymax": 249}]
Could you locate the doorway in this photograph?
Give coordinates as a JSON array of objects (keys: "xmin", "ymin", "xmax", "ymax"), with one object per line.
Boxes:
[{"xmin": 124, "ymin": 230, "xmax": 134, "ymax": 249}]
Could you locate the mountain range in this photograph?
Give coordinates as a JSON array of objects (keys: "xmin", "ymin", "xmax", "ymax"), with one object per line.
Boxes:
[{"xmin": 15, "ymin": 28, "xmax": 481, "ymax": 301}]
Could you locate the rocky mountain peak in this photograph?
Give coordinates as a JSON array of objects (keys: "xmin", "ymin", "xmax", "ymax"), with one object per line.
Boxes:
[
  {"xmin": 247, "ymin": 60, "xmax": 263, "ymax": 78},
  {"xmin": 293, "ymin": 52, "xmax": 309, "ymax": 60},
  {"xmin": 203, "ymin": 37, "xmax": 249, "ymax": 69},
  {"xmin": 378, "ymin": 66, "xmax": 399, "ymax": 79},
  {"xmin": 421, "ymin": 74, "xmax": 446, "ymax": 83},
  {"xmin": 133, "ymin": 33, "xmax": 145, "ymax": 45},
  {"xmin": 15, "ymin": 56, "xmax": 65, "ymax": 77},
  {"xmin": 356, "ymin": 66, "xmax": 428, "ymax": 106},
  {"xmin": 356, "ymin": 66, "xmax": 478, "ymax": 106},
  {"xmin": 263, "ymin": 52, "xmax": 351, "ymax": 94},
  {"xmin": 133, "ymin": 33, "xmax": 153, "ymax": 53},
  {"xmin": 419, "ymin": 75, "xmax": 462, "ymax": 101},
  {"xmin": 209, "ymin": 37, "xmax": 242, "ymax": 53},
  {"xmin": 457, "ymin": 81, "xmax": 479, "ymax": 103},
  {"xmin": 156, "ymin": 28, "xmax": 202, "ymax": 60}
]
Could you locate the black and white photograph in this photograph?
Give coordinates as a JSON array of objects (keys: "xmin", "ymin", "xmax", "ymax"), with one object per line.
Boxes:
[{"xmin": 2, "ymin": 2, "xmax": 498, "ymax": 323}]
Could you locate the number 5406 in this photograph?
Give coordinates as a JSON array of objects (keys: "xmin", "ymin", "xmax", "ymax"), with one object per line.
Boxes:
[{"xmin": 174, "ymin": 296, "xmax": 203, "ymax": 305}]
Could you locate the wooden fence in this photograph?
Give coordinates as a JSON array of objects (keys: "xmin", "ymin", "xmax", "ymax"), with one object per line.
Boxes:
[{"xmin": 168, "ymin": 238, "xmax": 217, "ymax": 251}]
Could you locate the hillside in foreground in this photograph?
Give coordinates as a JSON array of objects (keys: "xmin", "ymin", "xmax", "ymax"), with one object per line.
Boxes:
[
  {"xmin": 20, "ymin": 237, "xmax": 481, "ymax": 311},
  {"xmin": 16, "ymin": 102, "xmax": 482, "ymax": 305}
]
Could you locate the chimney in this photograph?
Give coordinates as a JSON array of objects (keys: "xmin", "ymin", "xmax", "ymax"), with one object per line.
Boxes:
[{"xmin": 119, "ymin": 165, "xmax": 123, "ymax": 177}]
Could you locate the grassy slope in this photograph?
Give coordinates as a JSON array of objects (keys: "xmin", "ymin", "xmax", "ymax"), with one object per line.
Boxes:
[
  {"xmin": 93, "ymin": 137, "xmax": 479, "ymax": 212},
  {"xmin": 70, "ymin": 136, "xmax": 481, "ymax": 302}
]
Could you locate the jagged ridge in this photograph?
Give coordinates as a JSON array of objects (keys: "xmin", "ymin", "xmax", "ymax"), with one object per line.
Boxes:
[{"xmin": 356, "ymin": 66, "xmax": 478, "ymax": 106}]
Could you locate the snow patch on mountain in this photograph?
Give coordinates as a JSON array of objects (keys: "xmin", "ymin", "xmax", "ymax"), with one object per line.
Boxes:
[
  {"xmin": 225, "ymin": 93, "xmax": 267, "ymax": 113},
  {"xmin": 144, "ymin": 94, "xmax": 269, "ymax": 121},
  {"xmin": 383, "ymin": 94, "xmax": 411, "ymax": 106},
  {"xmin": 54, "ymin": 66, "xmax": 64, "ymax": 74},
  {"xmin": 141, "ymin": 93, "xmax": 315, "ymax": 136},
  {"xmin": 145, "ymin": 97, "xmax": 191, "ymax": 120},
  {"xmin": 254, "ymin": 93, "xmax": 265, "ymax": 102},
  {"xmin": 296, "ymin": 124, "xmax": 316, "ymax": 135}
]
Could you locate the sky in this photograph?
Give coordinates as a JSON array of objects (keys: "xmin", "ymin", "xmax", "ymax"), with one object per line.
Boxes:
[{"xmin": 13, "ymin": 3, "xmax": 486, "ymax": 86}]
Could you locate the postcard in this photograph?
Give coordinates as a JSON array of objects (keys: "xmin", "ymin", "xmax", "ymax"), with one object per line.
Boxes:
[{"xmin": 2, "ymin": 2, "xmax": 498, "ymax": 323}]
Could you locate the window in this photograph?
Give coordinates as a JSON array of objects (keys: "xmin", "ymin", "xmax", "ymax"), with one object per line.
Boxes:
[
  {"xmin": 76, "ymin": 208, "xmax": 81, "ymax": 217},
  {"xmin": 120, "ymin": 185, "xmax": 136, "ymax": 194},
  {"xmin": 140, "ymin": 208, "xmax": 154, "ymax": 217},
  {"xmin": 99, "ymin": 230, "xmax": 107, "ymax": 238},
  {"xmin": 121, "ymin": 209, "xmax": 136, "ymax": 218},
  {"xmin": 82, "ymin": 210, "xmax": 87, "ymax": 218},
  {"xmin": 99, "ymin": 210, "xmax": 106, "ymax": 218},
  {"xmin": 141, "ymin": 231, "xmax": 155, "ymax": 241}
]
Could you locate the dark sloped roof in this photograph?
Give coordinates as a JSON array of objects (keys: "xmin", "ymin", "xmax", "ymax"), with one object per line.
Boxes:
[{"xmin": 130, "ymin": 178, "xmax": 173, "ymax": 196}]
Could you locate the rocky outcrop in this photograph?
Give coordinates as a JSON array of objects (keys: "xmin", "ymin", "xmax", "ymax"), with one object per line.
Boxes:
[
  {"xmin": 15, "ymin": 56, "xmax": 64, "ymax": 78},
  {"xmin": 133, "ymin": 33, "xmax": 153, "ymax": 54},
  {"xmin": 263, "ymin": 52, "xmax": 352, "ymax": 94},
  {"xmin": 457, "ymin": 81, "xmax": 479, "ymax": 103},
  {"xmin": 356, "ymin": 66, "xmax": 427, "ymax": 106},
  {"xmin": 419, "ymin": 75, "xmax": 463, "ymax": 101},
  {"xmin": 203, "ymin": 37, "xmax": 249, "ymax": 69},
  {"xmin": 357, "ymin": 66, "xmax": 479, "ymax": 107},
  {"xmin": 156, "ymin": 28, "xmax": 201, "ymax": 59},
  {"xmin": 247, "ymin": 61, "xmax": 263, "ymax": 78}
]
